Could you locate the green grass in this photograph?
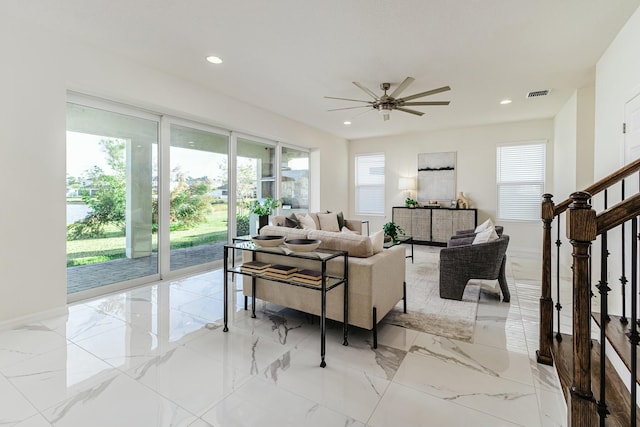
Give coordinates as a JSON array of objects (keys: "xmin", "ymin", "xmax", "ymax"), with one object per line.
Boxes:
[{"xmin": 66, "ymin": 205, "xmax": 230, "ymax": 267}]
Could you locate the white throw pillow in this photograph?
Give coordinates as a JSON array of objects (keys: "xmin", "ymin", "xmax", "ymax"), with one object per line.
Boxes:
[
  {"xmin": 474, "ymin": 218, "xmax": 494, "ymax": 233},
  {"xmin": 370, "ymin": 230, "xmax": 384, "ymax": 254},
  {"xmin": 318, "ymin": 212, "xmax": 340, "ymax": 232},
  {"xmin": 341, "ymin": 226, "xmax": 356, "ymax": 234},
  {"xmin": 298, "ymin": 214, "xmax": 317, "ymax": 230},
  {"xmin": 472, "ymin": 227, "xmax": 499, "ymax": 245}
]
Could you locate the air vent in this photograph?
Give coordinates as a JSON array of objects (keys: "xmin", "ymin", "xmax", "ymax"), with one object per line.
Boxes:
[{"xmin": 526, "ymin": 90, "xmax": 550, "ymax": 98}]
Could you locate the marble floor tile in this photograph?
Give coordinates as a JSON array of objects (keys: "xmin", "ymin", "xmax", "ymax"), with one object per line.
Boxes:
[
  {"xmin": 126, "ymin": 345, "xmax": 251, "ymax": 416},
  {"xmin": 260, "ymin": 345, "xmax": 391, "ymax": 423},
  {"xmin": 0, "ymin": 250, "xmax": 569, "ymax": 426},
  {"xmin": 0, "ymin": 374, "xmax": 39, "ymax": 425},
  {"xmin": 1, "ymin": 342, "xmax": 116, "ymax": 412},
  {"xmin": 201, "ymin": 376, "xmax": 365, "ymax": 427},
  {"xmin": 40, "ymin": 371, "xmax": 199, "ymax": 427},
  {"xmin": 0, "ymin": 323, "xmax": 68, "ymax": 370},
  {"xmin": 368, "ymin": 382, "xmax": 523, "ymax": 427},
  {"xmin": 394, "ymin": 352, "xmax": 542, "ymax": 427}
]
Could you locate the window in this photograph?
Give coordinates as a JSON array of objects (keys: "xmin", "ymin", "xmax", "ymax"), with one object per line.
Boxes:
[
  {"xmin": 496, "ymin": 142, "xmax": 546, "ymax": 221},
  {"xmin": 280, "ymin": 146, "xmax": 310, "ymax": 215},
  {"xmin": 356, "ymin": 153, "xmax": 385, "ymax": 215}
]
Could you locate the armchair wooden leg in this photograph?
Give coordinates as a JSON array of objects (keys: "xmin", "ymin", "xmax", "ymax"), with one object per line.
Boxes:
[{"xmin": 498, "ymin": 256, "xmax": 511, "ymax": 302}]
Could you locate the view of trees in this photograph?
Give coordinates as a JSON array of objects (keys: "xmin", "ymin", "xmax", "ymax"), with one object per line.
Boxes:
[{"xmin": 67, "ymin": 138, "xmax": 215, "ymax": 240}]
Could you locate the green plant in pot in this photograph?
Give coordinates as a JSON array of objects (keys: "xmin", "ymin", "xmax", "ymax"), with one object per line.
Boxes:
[
  {"xmin": 246, "ymin": 196, "xmax": 281, "ymax": 231},
  {"xmin": 405, "ymin": 197, "xmax": 419, "ymax": 208},
  {"xmin": 383, "ymin": 221, "xmax": 405, "ymax": 244}
]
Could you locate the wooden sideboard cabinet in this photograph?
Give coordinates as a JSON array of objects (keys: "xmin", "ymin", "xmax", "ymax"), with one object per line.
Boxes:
[{"xmin": 392, "ymin": 207, "xmax": 477, "ymax": 245}]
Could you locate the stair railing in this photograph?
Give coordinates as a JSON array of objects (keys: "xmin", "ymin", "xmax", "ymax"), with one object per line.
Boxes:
[{"xmin": 537, "ymin": 157, "xmax": 640, "ymax": 427}]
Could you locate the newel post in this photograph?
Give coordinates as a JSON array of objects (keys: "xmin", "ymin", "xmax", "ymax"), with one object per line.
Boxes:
[
  {"xmin": 567, "ymin": 191, "xmax": 597, "ymax": 426},
  {"xmin": 537, "ymin": 193, "xmax": 555, "ymax": 365}
]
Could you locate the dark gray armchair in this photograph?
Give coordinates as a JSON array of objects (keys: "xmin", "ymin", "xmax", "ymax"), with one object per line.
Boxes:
[{"xmin": 439, "ymin": 235, "xmax": 510, "ymax": 302}]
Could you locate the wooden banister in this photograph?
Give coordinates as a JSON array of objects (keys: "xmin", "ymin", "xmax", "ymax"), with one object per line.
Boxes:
[
  {"xmin": 596, "ymin": 193, "xmax": 640, "ymax": 235},
  {"xmin": 554, "ymin": 157, "xmax": 640, "ymax": 216}
]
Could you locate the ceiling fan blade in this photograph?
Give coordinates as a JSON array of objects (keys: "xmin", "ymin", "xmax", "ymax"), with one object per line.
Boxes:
[
  {"xmin": 327, "ymin": 106, "xmax": 371, "ymax": 112},
  {"xmin": 324, "ymin": 96, "xmax": 372, "ymax": 103},
  {"xmin": 351, "ymin": 108, "xmax": 374, "ymax": 118},
  {"xmin": 400, "ymin": 86, "xmax": 451, "ymax": 102},
  {"xmin": 395, "ymin": 107, "xmax": 425, "ymax": 116},
  {"xmin": 402, "ymin": 101, "xmax": 450, "ymax": 106},
  {"xmin": 389, "ymin": 77, "xmax": 415, "ymax": 99},
  {"xmin": 352, "ymin": 81, "xmax": 380, "ymax": 100}
]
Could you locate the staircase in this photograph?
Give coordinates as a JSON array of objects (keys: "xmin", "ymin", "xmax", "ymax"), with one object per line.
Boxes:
[{"xmin": 537, "ymin": 158, "xmax": 640, "ymax": 426}]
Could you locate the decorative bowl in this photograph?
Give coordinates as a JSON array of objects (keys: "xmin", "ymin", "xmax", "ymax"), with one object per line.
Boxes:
[
  {"xmin": 284, "ymin": 239, "xmax": 321, "ymax": 252},
  {"xmin": 251, "ymin": 235, "xmax": 286, "ymax": 247}
]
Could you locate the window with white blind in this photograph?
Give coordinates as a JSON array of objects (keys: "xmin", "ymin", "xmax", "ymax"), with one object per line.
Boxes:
[
  {"xmin": 355, "ymin": 153, "xmax": 385, "ymax": 215},
  {"xmin": 496, "ymin": 142, "xmax": 546, "ymax": 221}
]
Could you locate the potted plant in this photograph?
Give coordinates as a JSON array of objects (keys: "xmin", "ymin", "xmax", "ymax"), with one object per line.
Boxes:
[
  {"xmin": 246, "ymin": 196, "xmax": 281, "ymax": 231},
  {"xmin": 405, "ymin": 197, "xmax": 419, "ymax": 208},
  {"xmin": 383, "ymin": 221, "xmax": 405, "ymax": 244}
]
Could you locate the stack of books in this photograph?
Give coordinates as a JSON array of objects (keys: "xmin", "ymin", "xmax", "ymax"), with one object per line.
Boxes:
[
  {"xmin": 264, "ymin": 264, "xmax": 298, "ymax": 279},
  {"xmin": 292, "ymin": 269, "xmax": 323, "ymax": 286},
  {"xmin": 240, "ymin": 261, "xmax": 271, "ymax": 274}
]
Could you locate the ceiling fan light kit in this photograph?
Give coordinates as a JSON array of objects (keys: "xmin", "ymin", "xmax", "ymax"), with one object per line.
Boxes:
[{"xmin": 325, "ymin": 77, "xmax": 450, "ymax": 121}]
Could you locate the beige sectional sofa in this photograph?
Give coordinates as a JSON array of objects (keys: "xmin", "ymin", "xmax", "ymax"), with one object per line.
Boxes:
[{"xmin": 242, "ymin": 213, "xmax": 406, "ymax": 347}]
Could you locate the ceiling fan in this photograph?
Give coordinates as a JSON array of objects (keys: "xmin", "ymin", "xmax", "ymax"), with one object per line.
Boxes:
[{"xmin": 325, "ymin": 77, "xmax": 450, "ymax": 121}]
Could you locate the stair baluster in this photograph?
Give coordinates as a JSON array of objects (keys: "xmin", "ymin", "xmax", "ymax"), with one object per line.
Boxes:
[
  {"xmin": 621, "ymin": 179, "xmax": 629, "ymax": 324},
  {"xmin": 630, "ymin": 218, "xmax": 638, "ymax": 427},
  {"xmin": 556, "ymin": 214, "xmax": 563, "ymax": 340},
  {"xmin": 596, "ymin": 231, "xmax": 610, "ymax": 425}
]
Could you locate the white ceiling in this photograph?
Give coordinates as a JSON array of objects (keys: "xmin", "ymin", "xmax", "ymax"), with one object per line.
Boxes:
[{"xmin": 11, "ymin": 0, "xmax": 640, "ymax": 140}]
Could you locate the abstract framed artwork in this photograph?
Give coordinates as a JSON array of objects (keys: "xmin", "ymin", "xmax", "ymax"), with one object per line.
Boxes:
[{"xmin": 417, "ymin": 152, "xmax": 456, "ymax": 204}]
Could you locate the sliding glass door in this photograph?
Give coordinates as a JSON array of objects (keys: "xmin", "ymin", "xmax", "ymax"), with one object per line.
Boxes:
[
  {"xmin": 236, "ymin": 137, "xmax": 276, "ymax": 236},
  {"xmin": 66, "ymin": 102, "xmax": 159, "ymax": 294},
  {"xmin": 280, "ymin": 146, "xmax": 309, "ymax": 215},
  {"xmin": 168, "ymin": 124, "xmax": 229, "ymax": 271}
]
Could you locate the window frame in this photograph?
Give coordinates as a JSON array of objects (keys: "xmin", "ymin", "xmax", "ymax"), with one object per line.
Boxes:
[
  {"xmin": 355, "ymin": 152, "xmax": 385, "ymax": 216},
  {"xmin": 496, "ymin": 140, "xmax": 547, "ymax": 222}
]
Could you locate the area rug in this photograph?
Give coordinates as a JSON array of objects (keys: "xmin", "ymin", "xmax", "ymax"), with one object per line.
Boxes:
[{"xmin": 381, "ymin": 246, "xmax": 481, "ymax": 342}]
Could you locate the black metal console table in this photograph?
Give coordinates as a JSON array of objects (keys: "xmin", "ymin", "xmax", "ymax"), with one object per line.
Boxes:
[{"xmin": 222, "ymin": 241, "xmax": 349, "ymax": 367}]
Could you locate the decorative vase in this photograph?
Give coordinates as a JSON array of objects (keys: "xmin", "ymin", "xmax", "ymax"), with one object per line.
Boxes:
[{"xmin": 258, "ymin": 215, "xmax": 269, "ymax": 232}]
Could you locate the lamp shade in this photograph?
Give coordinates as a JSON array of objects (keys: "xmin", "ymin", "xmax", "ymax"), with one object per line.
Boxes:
[{"xmin": 398, "ymin": 177, "xmax": 416, "ymax": 191}]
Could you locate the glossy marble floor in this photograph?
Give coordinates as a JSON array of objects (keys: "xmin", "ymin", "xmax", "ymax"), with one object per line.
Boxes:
[{"xmin": 0, "ymin": 247, "xmax": 567, "ymax": 426}]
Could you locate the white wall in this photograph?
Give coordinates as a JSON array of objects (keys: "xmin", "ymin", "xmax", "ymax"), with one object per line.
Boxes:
[
  {"xmin": 554, "ymin": 91, "xmax": 578, "ymax": 198},
  {"xmin": 0, "ymin": 14, "xmax": 348, "ymax": 324},
  {"xmin": 349, "ymin": 119, "xmax": 554, "ymax": 255},
  {"xmin": 592, "ymin": 6, "xmax": 640, "ymax": 316}
]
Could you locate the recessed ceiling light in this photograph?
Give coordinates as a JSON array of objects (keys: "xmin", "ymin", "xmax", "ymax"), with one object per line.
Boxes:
[
  {"xmin": 343, "ymin": 121, "xmax": 352, "ymax": 125},
  {"xmin": 206, "ymin": 56, "xmax": 223, "ymax": 64},
  {"xmin": 500, "ymin": 99, "xmax": 512, "ymax": 105}
]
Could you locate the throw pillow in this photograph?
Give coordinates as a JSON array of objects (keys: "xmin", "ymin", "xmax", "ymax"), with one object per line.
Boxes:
[
  {"xmin": 472, "ymin": 227, "xmax": 499, "ymax": 244},
  {"xmin": 341, "ymin": 226, "xmax": 356, "ymax": 234},
  {"xmin": 318, "ymin": 212, "xmax": 340, "ymax": 232},
  {"xmin": 370, "ymin": 229, "xmax": 384, "ymax": 254},
  {"xmin": 284, "ymin": 214, "xmax": 300, "ymax": 228},
  {"xmin": 336, "ymin": 211, "xmax": 345, "ymax": 229},
  {"xmin": 474, "ymin": 218, "xmax": 494, "ymax": 233},
  {"xmin": 298, "ymin": 214, "xmax": 317, "ymax": 230}
]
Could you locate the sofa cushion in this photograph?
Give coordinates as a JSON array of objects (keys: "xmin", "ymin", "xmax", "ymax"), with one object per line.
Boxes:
[
  {"xmin": 318, "ymin": 212, "xmax": 340, "ymax": 232},
  {"xmin": 474, "ymin": 218, "xmax": 494, "ymax": 233},
  {"xmin": 284, "ymin": 214, "xmax": 301, "ymax": 228},
  {"xmin": 308, "ymin": 229, "xmax": 373, "ymax": 258},
  {"xmin": 370, "ymin": 230, "xmax": 384, "ymax": 254},
  {"xmin": 298, "ymin": 214, "xmax": 317, "ymax": 230},
  {"xmin": 260, "ymin": 225, "xmax": 309, "ymax": 240},
  {"xmin": 472, "ymin": 227, "xmax": 499, "ymax": 244}
]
